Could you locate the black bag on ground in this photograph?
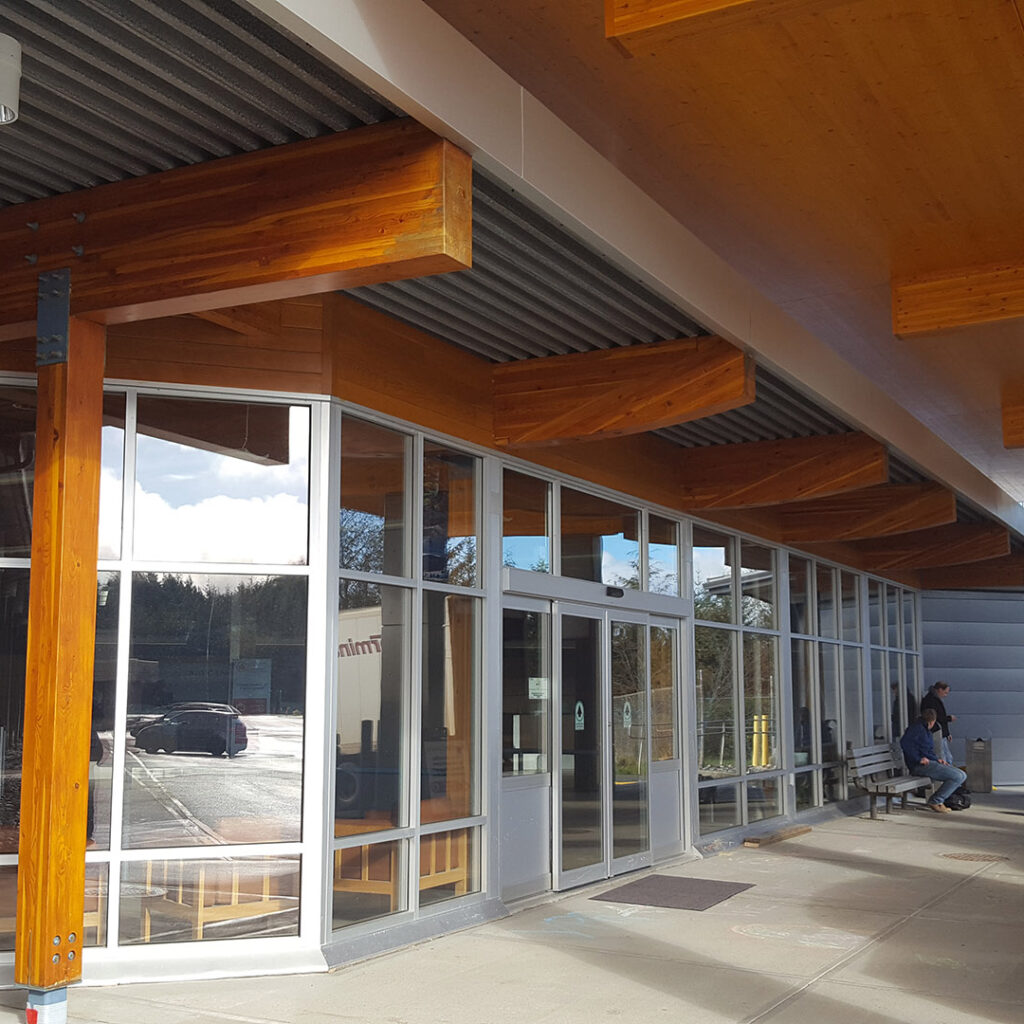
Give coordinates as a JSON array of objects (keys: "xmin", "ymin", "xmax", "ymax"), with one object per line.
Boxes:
[{"xmin": 946, "ymin": 784, "xmax": 971, "ymax": 810}]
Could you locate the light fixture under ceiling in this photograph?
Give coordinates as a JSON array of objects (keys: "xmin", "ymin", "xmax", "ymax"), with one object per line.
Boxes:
[{"xmin": 0, "ymin": 33, "xmax": 22, "ymax": 126}]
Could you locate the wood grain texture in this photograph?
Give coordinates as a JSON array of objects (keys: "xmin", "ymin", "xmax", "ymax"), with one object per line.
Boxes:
[
  {"xmin": 16, "ymin": 319, "xmax": 105, "ymax": 989},
  {"xmin": 675, "ymin": 433, "xmax": 888, "ymax": 509},
  {"xmin": 773, "ymin": 482, "xmax": 956, "ymax": 541},
  {"xmin": 0, "ymin": 120, "xmax": 472, "ymax": 337},
  {"xmin": 106, "ymin": 298, "xmax": 327, "ymax": 393},
  {"xmin": 917, "ymin": 554, "xmax": 1024, "ymax": 590},
  {"xmin": 846, "ymin": 522, "xmax": 1010, "ymax": 572},
  {"xmin": 491, "ymin": 335, "xmax": 753, "ymax": 446},
  {"xmin": 604, "ymin": 0, "xmax": 825, "ymax": 39},
  {"xmin": 893, "ymin": 262, "xmax": 1024, "ymax": 337},
  {"xmin": 1001, "ymin": 386, "xmax": 1024, "ymax": 449}
]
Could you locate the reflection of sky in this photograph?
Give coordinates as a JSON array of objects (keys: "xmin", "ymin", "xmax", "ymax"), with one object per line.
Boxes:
[
  {"xmin": 693, "ymin": 547, "xmax": 728, "ymax": 586},
  {"xmin": 503, "ymin": 535, "xmax": 549, "ymax": 570},
  {"xmin": 135, "ymin": 407, "xmax": 309, "ymax": 508},
  {"xmin": 100, "ymin": 407, "xmax": 311, "ymax": 565}
]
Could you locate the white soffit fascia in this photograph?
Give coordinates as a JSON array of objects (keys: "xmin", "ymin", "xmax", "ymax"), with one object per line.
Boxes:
[{"xmin": 252, "ymin": 0, "xmax": 1024, "ymax": 537}]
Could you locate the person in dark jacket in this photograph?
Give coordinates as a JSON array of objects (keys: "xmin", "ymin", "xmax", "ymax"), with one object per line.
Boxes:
[
  {"xmin": 900, "ymin": 708, "xmax": 966, "ymax": 814},
  {"xmin": 920, "ymin": 681, "xmax": 955, "ymax": 763}
]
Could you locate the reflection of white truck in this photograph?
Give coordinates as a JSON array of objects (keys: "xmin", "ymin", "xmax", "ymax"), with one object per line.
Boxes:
[{"xmin": 337, "ymin": 607, "xmax": 384, "ymax": 755}]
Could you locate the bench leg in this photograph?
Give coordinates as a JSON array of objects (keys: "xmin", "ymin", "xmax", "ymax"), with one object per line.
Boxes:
[
  {"xmin": 870, "ymin": 794, "xmax": 878, "ymax": 820},
  {"xmin": 885, "ymin": 794, "xmax": 893, "ymax": 814}
]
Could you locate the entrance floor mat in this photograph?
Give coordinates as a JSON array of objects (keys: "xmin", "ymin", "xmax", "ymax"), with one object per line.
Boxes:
[{"xmin": 590, "ymin": 874, "xmax": 753, "ymax": 911}]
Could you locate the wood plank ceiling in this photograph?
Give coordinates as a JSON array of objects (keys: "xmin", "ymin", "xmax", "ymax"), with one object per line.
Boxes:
[
  {"xmin": 420, "ymin": 0, "xmax": 1024, "ymax": 545},
  {"xmin": 0, "ymin": 0, "xmax": 1021, "ymax": 586}
]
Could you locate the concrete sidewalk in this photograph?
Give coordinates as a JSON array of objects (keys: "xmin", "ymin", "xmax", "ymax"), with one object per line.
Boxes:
[{"xmin": 5, "ymin": 789, "xmax": 1022, "ymax": 1024}]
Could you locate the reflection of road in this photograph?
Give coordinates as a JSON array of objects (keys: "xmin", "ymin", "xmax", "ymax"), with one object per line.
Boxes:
[{"xmin": 120, "ymin": 715, "xmax": 304, "ymax": 847}]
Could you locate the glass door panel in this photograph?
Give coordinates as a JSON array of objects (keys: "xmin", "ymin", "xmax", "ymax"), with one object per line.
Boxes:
[
  {"xmin": 611, "ymin": 621, "xmax": 648, "ymax": 863},
  {"xmin": 559, "ymin": 614, "xmax": 603, "ymax": 879}
]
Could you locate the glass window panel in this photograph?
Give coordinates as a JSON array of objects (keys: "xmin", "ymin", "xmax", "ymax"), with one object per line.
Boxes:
[
  {"xmin": 747, "ymin": 776, "xmax": 782, "ymax": 823},
  {"xmin": 90, "ymin": 571, "xmax": 120, "ymax": 852},
  {"xmin": 332, "ymin": 840, "xmax": 407, "ymax": 928},
  {"xmin": 99, "ymin": 393, "xmax": 126, "ymax": 560},
  {"xmin": 868, "ymin": 579, "xmax": 883, "ymax": 646},
  {"xmin": 698, "ymin": 782, "xmax": 740, "ymax": 835},
  {"xmin": 818, "ymin": 644, "xmax": 840, "ymax": 763},
  {"xmin": 0, "ymin": 386, "xmax": 37, "ymax": 557},
  {"xmin": 84, "ymin": 863, "xmax": 109, "ymax": 947},
  {"xmin": 903, "ymin": 653, "xmax": 918, "ymax": 723},
  {"xmin": 611, "ymin": 621, "xmax": 648, "ymax": 860},
  {"xmin": 118, "ymin": 855, "xmax": 300, "ymax": 944},
  {"xmin": 0, "ymin": 568, "xmax": 30, "ymax": 853},
  {"xmin": 886, "ymin": 585, "xmax": 901, "ymax": 647},
  {"xmin": 560, "ymin": 487, "xmax": 639, "ymax": 587},
  {"xmin": 0, "ymin": 864, "xmax": 14, "ymax": 951},
  {"xmin": 695, "ymin": 625, "xmax": 736, "ymax": 778},
  {"xmin": 693, "ymin": 526, "xmax": 734, "ymax": 623},
  {"xmin": 791, "ymin": 638, "xmax": 815, "ymax": 765},
  {"xmin": 340, "ymin": 416, "xmax": 409, "ymax": 578},
  {"xmin": 740, "ymin": 542, "xmax": 776, "ymax": 628},
  {"xmin": 560, "ymin": 615, "xmax": 602, "ymax": 872},
  {"xmin": 822, "ymin": 763, "xmax": 844, "ymax": 804},
  {"xmin": 871, "ymin": 649, "xmax": 888, "ymax": 742},
  {"xmin": 840, "ymin": 572, "xmax": 860, "ymax": 641},
  {"xmin": 903, "ymin": 592, "xmax": 917, "ymax": 649},
  {"xmin": 418, "ymin": 827, "xmax": 479, "ymax": 909},
  {"xmin": 744, "ymin": 634, "xmax": 778, "ymax": 772},
  {"xmin": 817, "ymin": 566, "xmax": 837, "ymax": 638},
  {"xmin": 795, "ymin": 770, "xmax": 817, "ymax": 812},
  {"xmin": 842, "ymin": 646, "xmax": 865, "ymax": 748},
  {"xmin": 650, "ymin": 626, "xmax": 677, "ymax": 761},
  {"xmin": 502, "ymin": 609, "xmax": 550, "ymax": 776},
  {"xmin": 789, "ymin": 555, "xmax": 812, "ymax": 635},
  {"xmin": 502, "ymin": 470, "xmax": 550, "ymax": 573},
  {"xmin": 423, "ymin": 442, "xmax": 478, "ymax": 586},
  {"xmin": 648, "ymin": 515, "xmax": 679, "ymax": 595},
  {"xmin": 421, "ymin": 593, "xmax": 479, "ymax": 825},
  {"xmin": 123, "ymin": 573, "xmax": 306, "ymax": 849},
  {"xmin": 336, "ymin": 583, "xmax": 408, "ymax": 835},
  {"xmin": 134, "ymin": 397, "xmax": 310, "ymax": 564}
]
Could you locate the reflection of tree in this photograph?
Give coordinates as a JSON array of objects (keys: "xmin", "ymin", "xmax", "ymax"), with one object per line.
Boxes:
[
  {"xmin": 695, "ymin": 624, "xmax": 735, "ymax": 774},
  {"xmin": 128, "ymin": 573, "xmax": 307, "ymax": 713}
]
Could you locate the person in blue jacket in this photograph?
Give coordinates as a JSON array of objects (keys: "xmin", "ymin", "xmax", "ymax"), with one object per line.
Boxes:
[{"xmin": 900, "ymin": 707, "xmax": 966, "ymax": 814}]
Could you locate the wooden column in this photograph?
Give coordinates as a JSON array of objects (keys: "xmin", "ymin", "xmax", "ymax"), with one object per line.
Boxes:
[{"xmin": 16, "ymin": 305, "xmax": 105, "ymax": 990}]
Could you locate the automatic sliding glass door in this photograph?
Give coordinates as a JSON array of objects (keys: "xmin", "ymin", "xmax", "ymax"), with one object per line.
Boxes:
[{"xmin": 554, "ymin": 608, "xmax": 654, "ymax": 890}]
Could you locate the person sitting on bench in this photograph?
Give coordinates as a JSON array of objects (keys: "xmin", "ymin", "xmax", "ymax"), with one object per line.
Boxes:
[{"xmin": 899, "ymin": 708, "xmax": 966, "ymax": 815}]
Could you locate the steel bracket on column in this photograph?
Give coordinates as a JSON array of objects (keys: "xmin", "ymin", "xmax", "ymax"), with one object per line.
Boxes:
[{"xmin": 36, "ymin": 268, "xmax": 70, "ymax": 367}]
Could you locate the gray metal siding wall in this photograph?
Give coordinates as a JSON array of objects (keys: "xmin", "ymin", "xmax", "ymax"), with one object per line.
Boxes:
[{"xmin": 921, "ymin": 590, "xmax": 1024, "ymax": 784}]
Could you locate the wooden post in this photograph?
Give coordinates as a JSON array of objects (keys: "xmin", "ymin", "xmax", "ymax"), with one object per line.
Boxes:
[{"xmin": 16, "ymin": 278, "xmax": 105, "ymax": 993}]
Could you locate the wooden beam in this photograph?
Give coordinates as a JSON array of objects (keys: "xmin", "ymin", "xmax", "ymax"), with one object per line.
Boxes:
[
  {"xmin": 893, "ymin": 261, "xmax": 1024, "ymax": 337},
  {"xmin": 0, "ymin": 119, "xmax": 471, "ymax": 338},
  {"xmin": 847, "ymin": 523, "xmax": 1010, "ymax": 572},
  {"xmin": 917, "ymin": 554, "xmax": 1024, "ymax": 590},
  {"xmin": 491, "ymin": 335, "xmax": 753, "ymax": 447},
  {"xmin": 771, "ymin": 482, "xmax": 957, "ymax": 542},
  {"xmin": 1002, "ymin": 386, "xmax": 1024, "ymax": 449},
  {"xmin": 192, "ymin": 303, "xmax": 283, "ymax": 338},
  {"xmin": 605, "ymin": 0, "xmax": 826, "ymax": 40},
  {"xmin": 675, "ymin": 433, "xmax": 888, "ymax": 510},
  {"xmin": 16, "ymin": 319, "xmax": 105, "ymax": 990}
]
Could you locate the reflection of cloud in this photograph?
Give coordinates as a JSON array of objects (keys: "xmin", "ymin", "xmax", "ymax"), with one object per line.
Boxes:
[
  {"xmin": 98, "ymin": 466, "xmax": 122, "ymax": 560},
  {"xmin": 693, "ymin": 549, "xmax": 728, "ymax": 584},
  {"xmin": 602, "ymin": 549, "xmax": 636, "ymax": 585},
  {"xmin": 133, "ymin": 487, "xmax": 308, "ymax": 564}
]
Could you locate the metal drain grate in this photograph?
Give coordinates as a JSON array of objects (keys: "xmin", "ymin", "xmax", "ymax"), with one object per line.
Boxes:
[{"xmin": 939, "ymin": 853, "xmax": 1008, "ymax": 862}]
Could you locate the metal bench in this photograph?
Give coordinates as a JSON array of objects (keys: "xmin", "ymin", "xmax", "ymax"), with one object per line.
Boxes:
[{"xmin": 846, "ymin": 741, "xmax": 924, "ymax": 819}]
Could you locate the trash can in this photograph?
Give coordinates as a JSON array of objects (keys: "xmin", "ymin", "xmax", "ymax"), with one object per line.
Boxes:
[{"xmin": 966, "ymin": 738, "xmax": 992, "ymax": 793}]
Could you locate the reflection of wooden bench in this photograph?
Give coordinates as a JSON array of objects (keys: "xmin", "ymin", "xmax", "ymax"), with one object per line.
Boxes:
[
  {"xmin": 847, "ymin": 742, "xmax": 924, "ymax": 819},
  {"xmin": 0, "ymin": 872, "xmax": 106, "ymax": 947},
  {"xmin": 143, "ymin": 859, "xmax": 294, "ymax": 941},
  {"xmin": 332, "ymin": 828, "xmax": 469, "ymax": 909}
]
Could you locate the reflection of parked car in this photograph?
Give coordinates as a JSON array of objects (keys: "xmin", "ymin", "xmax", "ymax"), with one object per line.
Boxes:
[
  {"xmin": 128, "ymin": 702, "xmax": 242, "ymax": 737},
  {"xmin": 134, "ymin": 709, "xmax": 248, "ymax": 757}
]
